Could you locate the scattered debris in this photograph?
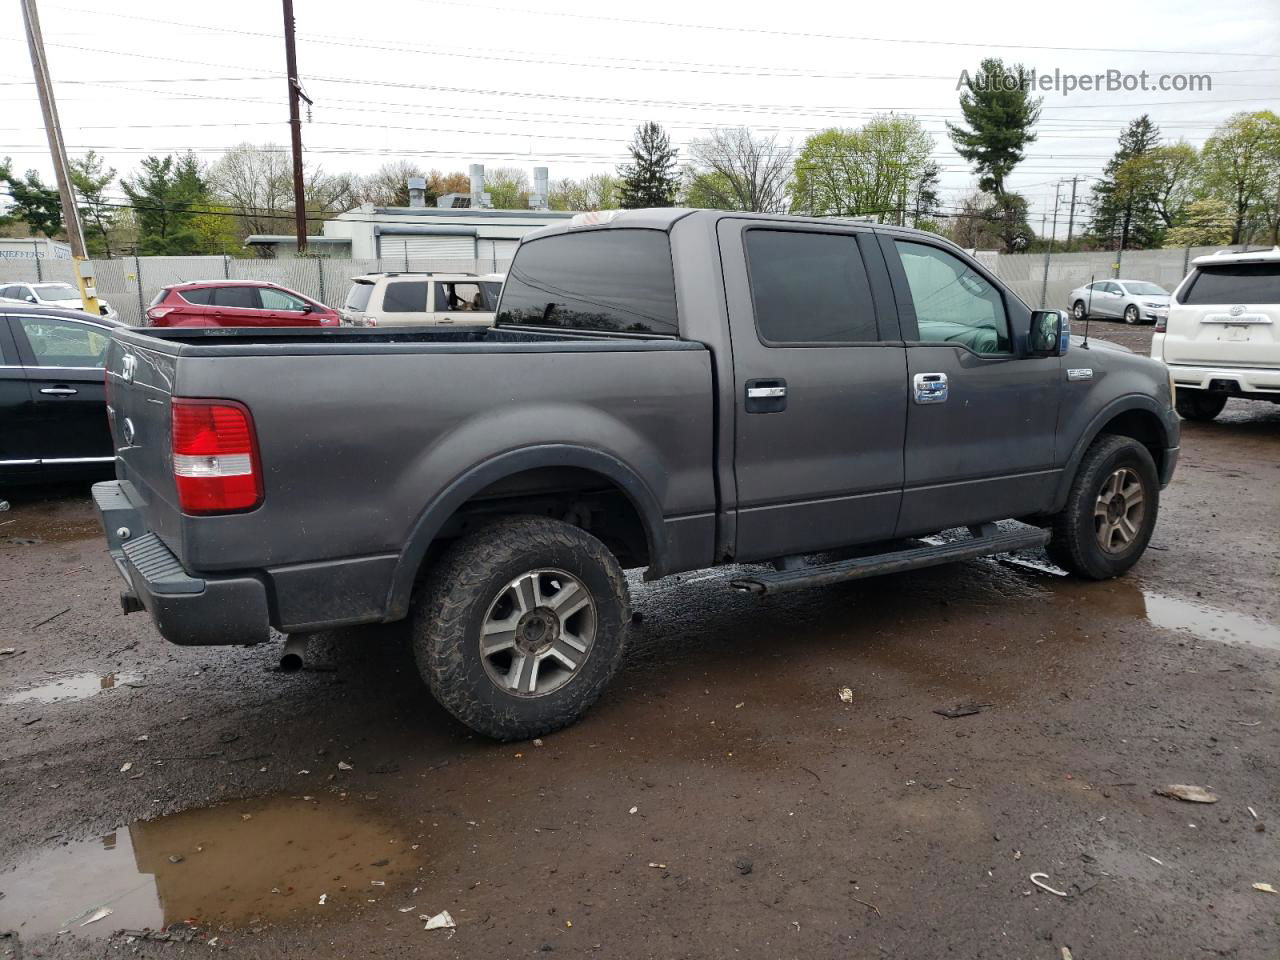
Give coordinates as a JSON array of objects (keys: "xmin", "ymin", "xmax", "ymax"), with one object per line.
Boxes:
[
  {"xmin": 1147, "ymin": 855, "xmax": 1165, "ymax": 866},
  {"xmin": 338, "ymin": 761, "xmax": 353, "ymax": 771},
  {"xmin": 735, "ymin": 701, "xmax": 744, "ymax": 709},
  {"xmin": 0, "ymin": 647, "xmax": 15, "ymax": 656},
  {"xmin": 1253, "ymin": 883, "xmax": 1277, "ymax": 894},
  {"xmin": 851, "ymin": 896, "xmax": 881, "ymax": 917},
  {"xmin": 31, "ymin": 606, "xmax": 71, "ymax": 629},
  {"xmin": 371, "ymin": 880, "xmax": 385, "ymax": 887},
  {"xmin": 0, "ymin": 499, "xmax": 8, "ymax": 511},
  {"xmin": 1029, "ymin": 873, "xmax": 1070, "ymax": 897},
  {"xmin": 168, "ymin": 854, "xmax": 184, "ymax": 864},
  {"xmin": 421, "ymin": 910, "xmax": 455, "ymax": 931},
  {"xmin": 532, "ymin": 738, "xmax": 544, "ymax": 747},
  {"xmin": 933, "ymin": 703, "xmax": 992, "ymax": 719},
  {"xmin": 1061, "ymin": 948, "xmax": 1074, "ymax": 960},
  {"xmin": 838, "ymin": 687, "xmax": 854, "ymax": 704},
  {"xmin": 1235, "ymin": 720, "xmax": 1262, "ymax": 727},
  {"xmin": 1013, "ymin": 850, "xmax": 1022, "ymax": 861},
  {"xmin": 734, "ymin": 857, "xmax": 753, "ymax": 876},
  {"xmin": 119, "ymin": 762, "xmax": 132, "ymax": 773},
  {"xmin": 1248, "ymin": 806, "xmax": 1259, "ymax": 819},
  {"xmin": 318, "ymin": 894, "xmax": 327, "ymax": 905},
  {"xmin": 135, "ymin": 734, "xmax": 149, "ymax": 742},
  {"xmin": 80, "ymin": 906, "xmax": 113, "ymax": 926},
  {"xmin": 398, "ymin": 905, "xmax": 417, "ymax": 913},
  {"xmin": 648, "ymin": 862, "xmax": 667, "ymax": 869},
  {"xmin": 629, "ymin": 806, "xmax": 638, "ymax": 815},
  {"xmin": 1155, "ymin": 784, "xmax": 1218, "ymax": 804}
]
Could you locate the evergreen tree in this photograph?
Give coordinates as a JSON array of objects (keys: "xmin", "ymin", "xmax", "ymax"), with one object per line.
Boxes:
[
  {"xmin": 1090, "ymin": 115, "xmax": 1163, "ymax": 250},
  {"xmin": 947, "ymin": 59, "xmax": 1042, "ymax": 197},
  {"xmin": 69, "ymin": 151, "xmax": 117, "ymax": 257},
  {"xmin": 617, "ymin": 122, "xmax": 679, "ymax": 209},
  {"xmin": 121, "ymin": 152, "xmax": 212, "ymax": 255},
  {"xmin": 0, "ymin": 158, "xmax": 63, "ymax": 238}
]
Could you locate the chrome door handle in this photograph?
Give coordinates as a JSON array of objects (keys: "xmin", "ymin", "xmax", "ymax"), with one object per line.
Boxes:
[
  {"xmin": 912, "ymin": 372, "xmax": 948, "ymax": 405},
  {"xmin": 40, "ymin": 387, "xmax": 78, "ymax": 396},
  {"xmin": 746, "ymin": 386, "xmax": 786, "ymax": 399}
]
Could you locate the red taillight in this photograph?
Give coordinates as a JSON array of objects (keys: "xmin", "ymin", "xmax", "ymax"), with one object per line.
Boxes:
[
  {"xmin": 170, "ymin": 399, "xmax": 262, "ymax": 514},
  {"xmin": 147, "ymin": 306, "xmax": 176, "ymax": 324},
  {"xmin": 1154, "ymin": 316, "xmax": 1167, "ymax": 333}
]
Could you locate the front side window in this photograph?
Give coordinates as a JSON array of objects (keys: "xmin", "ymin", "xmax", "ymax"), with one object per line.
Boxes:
[
  {"xmin": 498, "ymin": 230, "xmax": 678, "ymax": 335},
  {"xmin": 1182, "ymin": 263, "xmax": 1280, "ymax": 305},
  {"xmin": 382, "ymin": 280, "xmax": 429, "ymax": 313},
  {"xmin": 436, "ymin": 281, "xmax": 499, "ymax": 313},
  {"xmin": 744, "ymin": 229, "xmax": 879, "ymax": 344},
  {"xmin": 895, "ymin": 241, "xmax": 1010, "ymax": 355},
  {"xmin": 17, "ymin": 318, "xmax": 109, "ymax": 368},
  {"xmin": 260, "ymin": 288, "xmax": 309, "ymax": 311}
]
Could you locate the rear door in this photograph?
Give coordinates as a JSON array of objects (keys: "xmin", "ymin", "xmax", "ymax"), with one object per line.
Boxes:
[
  {"xmin": 0, "ymin": 316, "xmax": 36, "ymax": 470},
  {"xmin": 719, "ymin": 220, "xmax": 908, "ymax": 562},
  {"xmin": 376, "ymin": 278, "xmax": 433, "ymax": 325},
  {"xmin": 208, "ymin": 285, "xmax": 271, "ymax": 327},
  {"xmin": 9, "ymin": 313, "xmax": 113, "ymax": 463},
  {"xmin": 883, "ymin": 236, "xmax": 1061, "ymax": 535},
  {"xmin": 1163, "ymin": 261, "xmax": 1280, "ymax": 368}
]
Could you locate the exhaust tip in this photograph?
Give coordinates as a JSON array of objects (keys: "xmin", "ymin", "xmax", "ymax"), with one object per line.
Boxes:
[
  {"xmin": 279, "ymin": 651, "xmax": 303, "ymax": 672},
  {"xmin": 278, "ymin": 634, "xmax": 307, "ymax": 672}
]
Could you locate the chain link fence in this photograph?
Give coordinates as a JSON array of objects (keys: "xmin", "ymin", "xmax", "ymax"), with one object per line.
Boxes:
[{"xmin": 0, "ymin": 256, "xmax": 513, "ymax": 326}]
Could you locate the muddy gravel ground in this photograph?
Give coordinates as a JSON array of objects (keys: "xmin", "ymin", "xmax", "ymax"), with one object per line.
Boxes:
[{"xmin": 2, "ymin": 326, "xmax": 1278, "ymax": 960}]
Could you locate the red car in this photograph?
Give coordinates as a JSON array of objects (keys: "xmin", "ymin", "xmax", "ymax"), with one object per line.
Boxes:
[{"xmin": 145, "ymin": 280, "xmax": 341, "ymax": 328}]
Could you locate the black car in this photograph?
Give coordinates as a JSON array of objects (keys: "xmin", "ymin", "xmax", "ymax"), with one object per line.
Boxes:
[{"xmin": 1, "ymin": 305, "xmax": 122, "ymax": 485}]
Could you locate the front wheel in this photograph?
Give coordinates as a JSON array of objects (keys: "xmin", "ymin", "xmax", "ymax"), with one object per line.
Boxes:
[
  {"xmin": 1175, "ymin": 389, "xmax": 1227, "ymax": 421},
  {"xmin": 1123, "ymin": 305, "xmax": 1140, "ymax": 325},
  {"xmin": 1047, "ymin": 435, "xmax": 1159, "ymax": 580},
  {"xmin": 412, "ymin": 516, "xmax": 631, "ymax": 741}
]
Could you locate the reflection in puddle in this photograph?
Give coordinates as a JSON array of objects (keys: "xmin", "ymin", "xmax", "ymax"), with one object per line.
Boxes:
[
  {"xmin": 1141, "ymin": 591, "xmax": 1280, "ymax": 653},
  {"xmin": 0, "ymin": 796, "xmax": 421, "ymax": 939},
  {"xmin": 3, "ymin": 672, "xmax": 142, "ymax": 705}
]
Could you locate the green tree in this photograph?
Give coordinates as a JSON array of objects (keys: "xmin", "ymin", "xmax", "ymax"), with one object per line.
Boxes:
[
  {"xmin": 548, "ymin": 173, "xmax": 621, "ymax": 211},
  {"xmin": 685, "ymin": 127, "xmax": 792, "ymax": 213},
  {"xmin": 1090, "ymin": 115, "xmax": 1163, "ymax": 250},
  {"xmin": 1199, "ymin": 110, "xmax": 1280, "ymax": 245},
  {"xmin": 788, "ymin": 115, "xmax": 934, "ymax": 223},
  {"xmin": 944, "ymin": 190, "xmax": 1031, "ymax": 253},
  {"xmin": 69, "ymin": 151, "xmax": 117, "ymax": 257},
  {"xmin": 1163, "ymin": 198, "xmax": 1234, "ymax": 248},
  {"xmin": 0, "ymin": 158, "xmax": 62, "ymax": 238},
  {"xmin": 947, "ymin": 59, "xmax": 1042, "ymax": 197},
  {"xmin": 617, "ymin": 122, "xmax": 679, "ymax": 209},
  {"xmin": 484, "ymin": 167, "xmax": 530, "ymax": 209},
  {"xmin": 1147, "ymin": 142, "xmax": 1199, "ymax": 231},
  {"xmin": 121, "ymin": 152, "xmax": 212, "ymax": 255}
]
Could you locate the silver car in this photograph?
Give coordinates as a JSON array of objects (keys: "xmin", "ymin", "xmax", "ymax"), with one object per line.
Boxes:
[
  {"xmin": 0, "ymin": 280, "xmax": 119, "ymax": 322},
  {"xmin": 1068, "ymin": 279, "xmax": 1170, "ymax": 325}
]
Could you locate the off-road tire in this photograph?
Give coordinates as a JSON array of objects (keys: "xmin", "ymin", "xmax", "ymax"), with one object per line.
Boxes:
[
  {"xmin": 1175, "ymin": 389, "xmax": 1227, "ymax": 422},
  {"xmin": 412, "ymin": 516, "xmax": 630, "ymax": 741},
  {"xmin": 1047, "ymin": 435, "xmax": 1159, "ymax": 580}
]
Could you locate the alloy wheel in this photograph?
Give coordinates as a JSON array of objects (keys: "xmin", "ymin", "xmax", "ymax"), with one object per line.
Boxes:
[
  {"xmin": 479, "ymin": 568, "xmax": 596, "ymax": 697},
  {"xmin": 1094, "ymin": 467, "xmax": 1146, "ymax": 553}
]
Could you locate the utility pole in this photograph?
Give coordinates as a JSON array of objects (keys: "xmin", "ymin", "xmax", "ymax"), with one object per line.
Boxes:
[
  {"xmin": 21, "ymin": 0, "xmax": 98, "ymax": 314},
  {"xmin": 282, "ymin": 0, "xmax": 310, "ymax": 253},
  {"xmin": 1049, "ymin": 182, "xmax": 1063, "ymax": 253},
  {"xmin": 1065, "ymin": 176, "xmax": 1080, "ymax": 246}
]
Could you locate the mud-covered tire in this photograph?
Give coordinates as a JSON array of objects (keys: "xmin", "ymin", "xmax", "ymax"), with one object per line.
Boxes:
[
  {"xmin": 1175, "ymin": 389, "xmax": 1227, "ymax": 421},
  {"xmin": 412, "ymin": 516, "xmax": 630, "ymax": 741},
  {"xmin": 1047, "ymin": 435, "xmax": 1159, "ymax": 580}
]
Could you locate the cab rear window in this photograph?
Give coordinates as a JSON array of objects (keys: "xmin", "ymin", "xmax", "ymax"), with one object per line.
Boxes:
[
  {"xmin": 497, "ymin": 229, "xmax": 678, "ymax": 336},
  {"xmin": 1181, "ymin": 263, "xmax": 1280, "ymax": 305}
]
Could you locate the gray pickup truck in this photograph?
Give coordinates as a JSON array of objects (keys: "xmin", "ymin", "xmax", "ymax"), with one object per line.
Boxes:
[{"xmin": 94, "ymin": 209, "xmax": 1179, "ymax": 740}]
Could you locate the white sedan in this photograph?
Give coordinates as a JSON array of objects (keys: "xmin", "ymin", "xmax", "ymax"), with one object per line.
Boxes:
[
  {"xmin": 0, "ymin": 280, "xmax": 119, "ymax": 322},
  {"xmin": 1068, "ymin": 279, "xmax": 1170, "ymax": 325}
]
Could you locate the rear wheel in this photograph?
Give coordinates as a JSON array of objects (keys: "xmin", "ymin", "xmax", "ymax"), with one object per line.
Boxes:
[
  {"xmin": 1175, "ymin": 389, "xmax": 1227, "ymax": 421},
  {"xmin": 412, "ymin": 516, "xmax": 630, "ymax": 741},
  {"xmin": 1123, "ymin": 304, "xmax": 1140, "ymax": 325},
  {"xmin": 1047, "ymin": 435, "xmax": 1159, "ymax": 580}
]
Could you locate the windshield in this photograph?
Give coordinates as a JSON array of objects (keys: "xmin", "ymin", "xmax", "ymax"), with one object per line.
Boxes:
[
  {"xmin": 344, "ymin": 281, "xmax": 373, "ymax": 311},
  {"xmin": 1122, "ymin": 282, "xmax": 1167, "ymax": 297},
  {"xmin": 34, "ymin": 283, "xmax": 80, "ymax": 299}
]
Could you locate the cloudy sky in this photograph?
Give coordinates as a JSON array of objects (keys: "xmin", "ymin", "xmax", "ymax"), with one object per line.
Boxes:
[{"xmin": 2, "ymin": 0, "xmax": 1277, "ymax": 237}]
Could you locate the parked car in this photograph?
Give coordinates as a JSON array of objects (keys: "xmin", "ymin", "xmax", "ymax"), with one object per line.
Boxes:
[
  {"xmin": 94, "ymin": 209, "xmax": 1178, "ymax": 741},
  {"xmin": 1, "ymin": 305, "xmax": 121, "ymax": 484},
  {"xmin": 341, "ymin": 273, "xmax": 503, "ymax": 327},
  {"xmin": 145, "ymin": 281, "xmax": 340, "ymax": 328},
  {"xmin": 0, "ymin": 280, "xmax": 119, "ymax": 323},
  {"xmin": 1068, "ymin": 279, "xmax": 1170, "ymax": 325},
  {"xmin": 1152, "ymin": 247, "xmax": 1280, "ymax": 421}
]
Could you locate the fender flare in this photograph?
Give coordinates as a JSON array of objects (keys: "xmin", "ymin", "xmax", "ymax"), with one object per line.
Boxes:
[
  {"xmin": 1053, "ymin": 394, "xmax": 1175, "ymax": 508},
  {"xmin": 384, "ymin": 444, "xmax": 668, "ymax": 620}
]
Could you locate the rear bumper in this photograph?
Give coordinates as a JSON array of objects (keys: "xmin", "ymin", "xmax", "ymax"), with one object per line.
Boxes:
[
  {"xmin": 93, "ymin": 481, "xmax": 271, "ymax": 646},
  {"xmin": 1166, "ymin": 363, "xmax": 1280, "ymax": 396}
]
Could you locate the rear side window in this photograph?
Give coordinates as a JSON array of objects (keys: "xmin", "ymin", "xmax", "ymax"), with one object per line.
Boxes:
[
  {"xmin": 1182, "ymin": 263, "xmax": 1280, "ymax": 305},
  {"xmin": 744, "ymin": 229, "xmax": 879, "ymax": 343},
  {"xmin": 180, "ymin": 288, "xmax": 214, "ymax": 305},
  {"xmin": 383, "ymin": 280, "xmax": 429, "ymax": 313},
  {"xmin": 345, "ymin": 282, "xmax": 373, "ymax": 311},
  {"xmin": 498, "ymin": 230, "xmax": 678, "ymax": 335},
  {"xmin": 211, "ymin": 286, "xmax": 261, "ymax": 309}
]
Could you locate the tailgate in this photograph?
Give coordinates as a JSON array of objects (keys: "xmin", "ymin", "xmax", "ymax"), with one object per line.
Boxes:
[
  {"xmin": 105, "ymin": 334, "xmax": 185, "ymax": 555},
  {"xmin": 1164, "ymin": 262, "xmax": 1280, "ymax": 368}
]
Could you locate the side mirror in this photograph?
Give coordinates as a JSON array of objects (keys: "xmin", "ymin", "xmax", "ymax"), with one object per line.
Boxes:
[
  {"xmin": 1029, "ymin": 309, "xmax": 1069, "ymax": 357},
  {"xmin": 25, "ymin": 294, "xmax": 37, "ymax": 303},
  {"xmin": 300, "ymin": 304, "xmax": 313, "ymax": 313}
]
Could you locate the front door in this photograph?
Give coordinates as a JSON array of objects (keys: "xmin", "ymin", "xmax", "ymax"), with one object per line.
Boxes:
[
  {"xmin": 720, "ymin": 220, "xmax": 908, "ymax": 563},
  {"xmin": 881, "ymin": 237, "xmax": 1062, "ymax": 536}
]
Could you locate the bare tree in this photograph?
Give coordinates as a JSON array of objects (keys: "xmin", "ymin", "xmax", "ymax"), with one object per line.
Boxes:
[
  {"xmin": 208, "ymin": 143, "xmax": 293, "ymax": 237},
  {"xmin": 549, "ymin": 173, "xmax": 621, "ymax": 211},
  {"xmin": 359, "ymin": 160, "xmax": 427, "ymax": 206},
  {"xmin": 685, "ymin": 127, "xmax": 792, "ymax": 213}
]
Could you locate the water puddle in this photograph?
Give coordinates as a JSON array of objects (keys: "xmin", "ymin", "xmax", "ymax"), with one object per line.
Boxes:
[
  {"xmin": 1141, "ymin": 592, "xmax": 1280, "ymax": 653},
  {"xmin": 0, "ymin": 795, "xmax": 422, "ymax": 940},
  {"xmin": 3, "ymin": 672, "xmax": 142, "ymax": 705}
]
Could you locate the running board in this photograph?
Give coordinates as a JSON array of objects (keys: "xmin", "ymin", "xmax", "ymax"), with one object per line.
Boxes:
[{"xmin": 729, "ymin": 527, "xmax": 1051, "ymax": 595}]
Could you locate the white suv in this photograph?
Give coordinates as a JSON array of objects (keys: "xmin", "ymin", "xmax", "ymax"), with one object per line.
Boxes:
[
  {"xmin": 341, "ymin": 273, "xmax": 503, "ymax": 327},
  {"xmin": 1152, "ymin": 247, "xmax": 1280, "ymax": 421}
]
